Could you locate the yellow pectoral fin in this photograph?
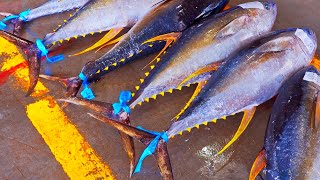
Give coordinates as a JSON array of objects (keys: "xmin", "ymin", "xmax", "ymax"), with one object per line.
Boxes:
[
  {"xmin": 179, "ymin": 62, "xmax": 222, "ymax": 86},
  {"xmin": 174, "ymin": 81, "xmax": 207, "ymax": 120},
  {"xmin": 249, "ymin": 148, "xmax": 266, "ymax": 180},
  {"xmin": 71, "ymin": 28, "xmax": 124, "ymax": 56},
  {"xmin": 218, "ymin": 107, "xmax": 257, "ymax": 154},
  {"xmin": 142, "ymin": 32, "xmax": 181, "ymax": 70}
]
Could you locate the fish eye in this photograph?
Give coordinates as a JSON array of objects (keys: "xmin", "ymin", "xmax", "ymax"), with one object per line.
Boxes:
[{"xmin": 264, "ymin": 3, "xmax": 270, "ymax": 10}]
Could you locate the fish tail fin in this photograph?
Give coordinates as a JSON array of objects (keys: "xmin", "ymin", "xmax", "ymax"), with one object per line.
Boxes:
[
  {"xmin": 87, "ymin": 113, "xmax": 173, "ymax": 179},
  {"xmin": 71, "ymin": 28, "xmax": 124, "ymax": 56},
  {"xmin": 0, "ymin": 30, "xmax": 42, "ymax": 96},
  {"xmin": 218, "ymin": 107, "xmax": 257, "ymax": 154},
  {"xmin": 57, "ymin": 97, "xmax": 116, "ymax": 115},
  {"xmin": 249, "ymin": 148, "xmax": 266, "ymax": 180},
  {"xmin": 0, "ymin": 12, "xmax": 25, "ymax": 35},
  {"xmin": 39, "ymin": 75, "xmax": 82, "ymax": 97}
]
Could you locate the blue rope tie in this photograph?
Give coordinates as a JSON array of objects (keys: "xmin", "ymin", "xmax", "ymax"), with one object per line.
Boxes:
[
  {"xmin": 112, "ymin": 91, "xmax": 132, "ymax": 114},
  {"xmin": 78, "ymin": 72, "xmax": 95, "ymax": 100},
  {"xmin": 0, "ymin": 9, "xmax": 30, "ymax": 30},
  {"xmin": 133, "ymin": 126, "xmax": 169, "ymax": 174},
  {"xmin": 35, "ymin": 39, "xmax": 64, "ymax": 63}
]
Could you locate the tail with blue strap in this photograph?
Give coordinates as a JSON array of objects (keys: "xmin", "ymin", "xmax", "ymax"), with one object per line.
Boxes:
[
  {"xmin": 0, "ymin": 9, "xmax": 30, "ymax": 35},
  {"xmin": 0, "ymin": 30, "xmax": 65, "ymax": 96},
  {"xmin": 88, "ymin": 113, "xmax": 174, "ymax": 180}
]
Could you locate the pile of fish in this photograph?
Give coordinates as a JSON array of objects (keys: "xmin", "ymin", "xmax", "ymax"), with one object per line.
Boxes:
[{"xmin": 0, "ymin": 0, "xmax": 318, "ymax": 179}]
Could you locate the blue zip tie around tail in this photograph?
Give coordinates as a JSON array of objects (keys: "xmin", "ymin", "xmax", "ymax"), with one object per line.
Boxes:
[
  {"xmin": 78, "ymin": 72, "xmax": 95, "ymax": 100},
  {"xmin": 134, "ymin": 126, "xmax": 169, "ymax": 174},
  {"xmin": 112, "ymin": 91, "xmax": 132, "ymax": 114},
  {"xmin": 0, "ymin": 9, "xmax": 30, "ymax": 30},
  {"xmin": 35, "ymin": 39, "xmax": 64, "ymax": 63}
]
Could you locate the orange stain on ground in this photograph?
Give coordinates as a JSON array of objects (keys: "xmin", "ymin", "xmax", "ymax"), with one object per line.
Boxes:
[{"xmin": 0, "ymin": 37, "xmax": 115, "ymax": 179}]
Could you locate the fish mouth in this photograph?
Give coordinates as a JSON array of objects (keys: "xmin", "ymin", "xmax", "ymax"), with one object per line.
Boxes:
[{"xmin": 294, "ymin": 28, "xmax": 317, "ymax": 57}]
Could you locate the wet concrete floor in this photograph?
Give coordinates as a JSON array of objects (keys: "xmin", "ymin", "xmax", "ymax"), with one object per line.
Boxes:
[{"xmin": 0, "ymin": 0, "xmax": 319, "ymax": 179}]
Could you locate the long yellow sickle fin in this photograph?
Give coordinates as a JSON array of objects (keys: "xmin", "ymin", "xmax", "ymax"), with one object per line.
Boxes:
[
  {"xmin": 179, "ymin": 62, "xmax": 222, "ymax": 86},
  {"xmin": 218, "ymin": 107, "xmax": 256, "ymax": 154},
  {"xmin": 249, "ymin": 149, "xmax": 266, "ymax": 180},
  {"xmin": 95, "ymin": 34, "xmax": 125, "ymax": 52},
  {"xmin": 71, "ymin": 28, "xmax": 124, "ymax": 56},
  {"xmin": 174, "ymin": 81, "xmax": 207, "ymax": 120},
  {"xmin": 142, "ymin": 32, "xmax": 181, "ymax": 70},
  {"xmin": 311, "ymin": 56, "xmax": 320, "ymax": 71}
]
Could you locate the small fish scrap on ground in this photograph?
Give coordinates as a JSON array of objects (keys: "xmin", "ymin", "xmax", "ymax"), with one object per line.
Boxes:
[{"xmin": 0, "ymin": 0, "xmax": 319, "ymax": 179}]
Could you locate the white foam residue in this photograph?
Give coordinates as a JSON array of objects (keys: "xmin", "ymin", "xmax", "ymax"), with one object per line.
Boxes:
[{"xmin": 196, "ymin": 143, "xmax": 233, "ymax": 178}]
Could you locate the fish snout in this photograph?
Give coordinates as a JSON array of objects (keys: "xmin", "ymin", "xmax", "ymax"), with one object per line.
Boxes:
[{"xmin": 295, "ymin": 28, "xmax": 318, "ymax": 56}]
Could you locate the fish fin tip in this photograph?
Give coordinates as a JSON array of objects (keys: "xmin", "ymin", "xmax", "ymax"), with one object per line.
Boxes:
[
  {"xmin": 72, "ymin": 28, "xmax": 123, "ymax": 56},
  {"xmin": 249, "ymin": 148, "xmax": 266, "ymax": 180},
  {"xmin": 218, "ymin": 107, "xmax": 257, "ymax": 154}
]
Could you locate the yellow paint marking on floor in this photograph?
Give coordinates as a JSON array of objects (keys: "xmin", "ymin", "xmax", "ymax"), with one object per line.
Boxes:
[
  {"xmin": 0, "ymin": 37, "xmax": 114, "ymax": 179},
  {"xmin": 26, "ymin": 99, "xmax": 114, "ymax": 179}
]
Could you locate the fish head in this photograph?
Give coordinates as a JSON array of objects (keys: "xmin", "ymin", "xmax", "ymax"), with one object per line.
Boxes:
[
  {"xmin": 238, "ymin": 1, "xmax": 277, "ymax": 31},
  {"xmin": 293, "ymin": 28, "xmax": 317, "ymax": 59}
]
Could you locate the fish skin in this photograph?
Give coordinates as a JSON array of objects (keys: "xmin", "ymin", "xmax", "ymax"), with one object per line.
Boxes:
[
  {"xmin": 24, "ymin": 0, "xmax": 90, "ymax": 21},
  {"xmin": 43, "ymin": 0, "xmax": 162, "ymax": 45},
  {"xmin": 265, "ymin": 66, "xmax": 320, "ymax": 180},
  {"xmin": 130, "ymin": 1, "xmax": 277, "ymax": 108},
  {"xmin": 167, "ymin": 28, "xmax": 317, "ymax": 137},
  {"xmin": 79, "ymin": 0, "xmax": 229, "ymax": 83}
]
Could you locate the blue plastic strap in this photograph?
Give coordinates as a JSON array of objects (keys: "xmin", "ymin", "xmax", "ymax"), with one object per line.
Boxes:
[
  {"xmin": 112, "ymin": 91, "xmax": 132, "ymax": 114},
  {"xmin": 35, "ymin": 39, "xmax": 64, "ymax": 63},
  {"xmin": 133, "ymin": 126, "xmax": 169, "ymax": 174},
  {"xmin": 0, "ymin": 9, "xmax": 30, "ymax": 30},
  {"xmin": 79, "ymin": 72, "xmax": 95, "ymax": 100}
]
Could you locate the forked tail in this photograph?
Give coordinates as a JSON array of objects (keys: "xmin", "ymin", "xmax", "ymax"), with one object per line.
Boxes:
[{"xmin": 88, "ymin": 113, "xmax": 173, "ymax": 180}]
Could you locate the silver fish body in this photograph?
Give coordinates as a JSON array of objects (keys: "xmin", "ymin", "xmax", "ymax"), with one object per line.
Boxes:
[
  {"xmin": 43, "ymin": 0, "xmax": 161, "ymax": 45},
  {"xmin": 25, "ymin": 0, "xmax": 90, "ymax": 21},
  {"xmin": 167, "ymin": 28, "xmax": 317, "ymax": 137},
  {"xmin": 130, "ymin": 1, "xmax": 277, "ymax": 108}
]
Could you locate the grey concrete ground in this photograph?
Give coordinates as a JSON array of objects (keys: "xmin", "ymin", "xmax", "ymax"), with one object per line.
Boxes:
[{"xmin": 0, "ymin": 0, "xmax": 319, "ymax": 179}]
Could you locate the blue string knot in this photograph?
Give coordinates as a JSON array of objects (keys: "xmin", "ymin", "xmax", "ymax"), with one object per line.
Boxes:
[
  {"xmin": 78, "ymin": 72, "xmax": 95, "ymax": 100},
  {"xmin": 35, "ymin": 39, "xmax": 64, "ymax": 63},
  {"xmin": 134, "ymin": 126, "xmax": 169, "ymax": 174},
  {"xmin": 112, "ymin": 91, "xmax": 132, "ymax": 114},
  {"xmin": 0, "ymin": 9, "xmax": 30, "ymax": 30}
]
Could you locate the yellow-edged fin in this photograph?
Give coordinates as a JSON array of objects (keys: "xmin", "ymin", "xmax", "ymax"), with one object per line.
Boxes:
[
  {"xmin": 249, "ymin": 149, "xmax": 266, "ymax": 180},
  {"xmin": 179, "ymin": 62, "xmax": 222, "ymax": 86},
  {"xmin": 96, "ymin": 34, "xmax": 125, "ymax": 52},
  {"xmin": 174, "ymin": 81, "xmax": 207, "ymax": 120},
  {"xmin": 142, "ymin": 32, "xmax": 181, "ymax": 70},
  {"xmin": 218, "ymin": 107, "xmax": 257, "ymax": 154},
  {"xmin": 71, "ymin": 28, "xmax": 124, "ymax": 56}
]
